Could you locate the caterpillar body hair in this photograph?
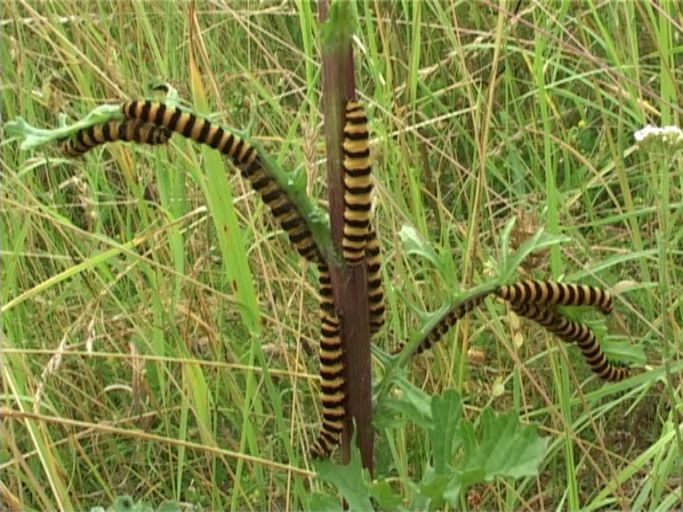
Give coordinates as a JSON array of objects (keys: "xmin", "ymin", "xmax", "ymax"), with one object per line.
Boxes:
[
  {"xmin": 341, "ymin": 101, "xmax": 372, "ymax": 264},
  {"xmin": 62, "ymin": 120, "xmax": 171, "ymax": 157},
  {"xmin": 311, "ymin": 265, "xmax": 345, "ymax": 458},
  {"xmin": 366, "ymin": 226, "xmax": 385, "ymax": 334},
  {"xmin": 393, "ymin": 290, "xmax": 490, "ymax": 356},
  {"xmin": 511, "ymin": 302, "xmax": 629, "ymax": 382},
  {"xmin": 496, "ymin": 280, "xmax": 613, "ymax": 315},
  {"xmin": 121, "ymin": 100, "xmax": 320, "ymax": 263}
]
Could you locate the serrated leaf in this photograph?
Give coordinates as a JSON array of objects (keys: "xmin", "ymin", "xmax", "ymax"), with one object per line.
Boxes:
[
  {"xmin": 429, "ymin": 390, "xmax": 463, "ymax": 474},
  {"xmin": 399, "ymin": 225, "xmax": 442, "ymax": 270},
  {"xmin": 418, "ymin": 466, "xmax": 451, "ymax": 507},
  {"xmin": 373, "ymin": 396, "xmax": 410, "ymax": 430},
  {"xmin": 392, "ymin": 376, "xmax": 433, "ymax": 426},
  {"xmin": 6, "ymin": 105, "xmax": 122, "ymax": 150},
  {"xmin": 156, "ymin": 502, "xmax": 181, "ymax": 512},
  {"xmin": 500, "ymin": 229, "xmax": 569, "ymax": 282},
  {"xmin": 107, "ymin": 496, "xmax": 154, "ymax": 512},
  {"xmin": 462, "ymin": 408, "xmax": 548, "ymax": 481},
  {"xmin": 602, "ymin": 338, "xmax": 647, "ymax": 364},
  {"xmin": 288, "ymin": 166, "xmax": 308, "ymax": 192},
  {"xmin": 369, "ymin": 480, "xmax": 403, "ymax": 510},
  {"xmin": 314, "ymin": 444, "xmax": 374, "ymax": 511},
  {"xmin": 442, "ymin": 475, "xmax": 465, "ymax": 507},
  {"xmin": 306, "ymin": 492, "xmax": 343, "ymax": 511}
]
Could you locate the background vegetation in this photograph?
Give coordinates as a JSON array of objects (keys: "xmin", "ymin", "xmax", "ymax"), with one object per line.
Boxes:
[{"xmin": 2, "ymin": 1, "xmax": 681, "ymax": 510}]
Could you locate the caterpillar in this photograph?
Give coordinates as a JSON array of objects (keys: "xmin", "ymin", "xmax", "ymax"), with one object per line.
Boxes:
[
  {"xmin": 318, "ymin": 262, "xmax": 334, "ymax": 314},
  {"xmin": 496, "ymin": 280, "xmax": 613, "ymax": 315},
  {"xmin": 310, "ymin": 262, "xmax": 345, "ymax": 458},
  {"xmin": 121, "ymin": 100, "xmax": 321, "ymax": 263},
  {"xmin": 393, "ymin": 290, "xmax": 491, "ymax": 356},
  {"xmin": 367, "ymin": 225, "xmax": 385, "ymax": 334},
  {"xmin": 510, "ymin": 302, "xmax": 629, "ymax": 381},
  {"xmin": 61, "ymin": 119, "xmax": 171, "ymax": 158},
  {"xmin": 341, "ymin": 101, "xmax": 372, "ymax": 264}
]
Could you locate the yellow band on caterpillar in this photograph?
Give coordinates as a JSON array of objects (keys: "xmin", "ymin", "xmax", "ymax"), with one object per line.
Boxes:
[
  {"xmin": 62, "ymin": 120, "xmax": 171, "ymax": 157},
  {"xmin": 510, "ymin": 302, "xmax": 628, "ymax": 382},
  {"xmin": 496, "ymin": 280, "xmax": 613, "ymax": 315},
  {"xmin": 393, "ymin": 291, "xmax": 490, "ymax": 356},
  {"xmin": 122, "ymin": 99, "xmax": 321, "ymax": 263},
  {"xmin": 341, "ymin": 100, "xmax": 372, "ymax": 264},
  {"xmin": 311, "ymin": 263, "xmax": 346, "ymax": 459},
  {"xmin": 366, "ymin": 226, "xmax": 385, "ymax": 335}
]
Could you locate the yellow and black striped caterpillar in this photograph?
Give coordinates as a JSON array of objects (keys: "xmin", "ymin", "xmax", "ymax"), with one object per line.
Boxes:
[
  {"xmin": 367, "ymin": 226, "xmax": 385, "ymax": 334},
  {"xmin": 510, "ymin": 302, "xmax": 629, "ymax": 381},
  {"xmin": 310, "ymin": 262, "xmax": 345, "ymax": 458},
  {"xmin": 61, "ymin": 119, "xmax": 171, "ymax": 158},
  {"xmin": 121, "ymin": 100, "xmax": 321, "ymax": 263},
  {"xmin": 496, "ymin": 280, "xmax": 613, "ymax": 315},
  {"xmin": 393, "ymin": 290, "xmax": 491, "ymax": 355},
  {"xmin": 341, "ymin": 101, "xmax": 373, "ymax": 264}
]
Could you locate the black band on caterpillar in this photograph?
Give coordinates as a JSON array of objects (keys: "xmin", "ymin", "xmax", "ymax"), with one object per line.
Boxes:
[
  {"xmin": 511, "ymin": 302, "xmax": 629, "ymax": 382},
  {"xmin": 496, "ymin": 280, "xmax": 613, "ymax": 315},
  {"xmin": 318, "ymin": 262, "xmax": 335, "ymax": 315},
  {"xmin": 62, "ymin": 120, "xmax": 171, "ymax": 157},
  {"xmin": 311, "ymin": 263, "xmax": 345, "ymax": 459},
  {"xmin": 121, "ymin": 100, "xmax": 321, "ymax": 263},
  {"xmin": 366, "ymin": 225, "xmax": 385, "ymax": 335},
  {"xmin": 393, "ymin": 290, "xmax": 490, "ymax": 356},
  {"xmin": 342, "ymin": 101, "xmax": 372, "ymax": 264}
]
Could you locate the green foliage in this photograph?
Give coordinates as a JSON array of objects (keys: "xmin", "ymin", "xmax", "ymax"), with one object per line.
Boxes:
[
  {"xmin": 90, "ymin": 495, "xmax": 181, "ymax": 512},
  {"xmin": 312, "ymin": 444, "xmax": 374, "ymax": 510},
  {"xmin": 2, "ymin": 1, "xmax": 681, "ymax": 510},
  {"xmin": 317, "ymin": 390, "xmax": 547, "ymax": 509},
  {"xmin": 4, "ymin": 104, "xmax": 122, "ymax": 150},
  {"xmin": 321, "ymin": 0, "xmax": 358, "ymax": 49},
  {"xmin": 399, "ymin": 225, "xmax": 443, "ymax": 273}
]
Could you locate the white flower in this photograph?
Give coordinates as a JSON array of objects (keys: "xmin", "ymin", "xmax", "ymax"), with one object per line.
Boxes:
[
  {"xmin": 634, "ymin": 125, "xmax": 683, "ymax": 154},
  {"xmin": 633, "ymin": 124, "xmax": 660, "ymax": 142}
]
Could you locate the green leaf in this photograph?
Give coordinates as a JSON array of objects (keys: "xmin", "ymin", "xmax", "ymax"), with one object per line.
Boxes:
[
  {"xmin": 156, "ymin": 503, "xmax": 181, "ymax": 512},
  {"xmin": 418, "ymin": 467, "xmax": 451, "ymax": 505},
  {"xmin": 392, "ymin": 376, "xmax": 433, "ymax": 427},
  {"xmin": 288, "ymin": 165, "xmax": 308, "ymax": 193},
  {"xmin": 369, "ymin": 480, "xmax": 403, "ymax": 510},
  {"xmin": 462, "ymin": 408, "xmax": 548, "ymax": 481},
  {"xmin": 498, "ymin": 217, "xmax": 517, "ymax": 270},
  {"xmin": 602, "ymin": 337, "xmax": 647, "ymax": 364},
  {"xmin": 429, "ymin": 390, "xmax": 463, "ymax": 475},
  {"xmin": 321, "ymin": 0, "xmax": 357, "ymax": 48},
  {"xmin": 314, "ymin": 444, "xmax": 374, "ymax": 511},
  {"xmin": 442, "ymin": 475, "xmax": 465, "ymax": 507},
  {"xmin": 399, "ymin": 225, "xmax": 442, "ymax": 271},
  {"xmin": 107, "ymin": 496, "xmax": 153, "ymax": 512},
  {"xmin": 306, "ymin": 493, "xmax": 342, "ymax": 511},
  {"xmin": 5, "ymin": 105, "xmax": 122, "ymax": 150},
  {"xmin": 499, "ymin": 229, "xmax": 569, "ymax": 282}
]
